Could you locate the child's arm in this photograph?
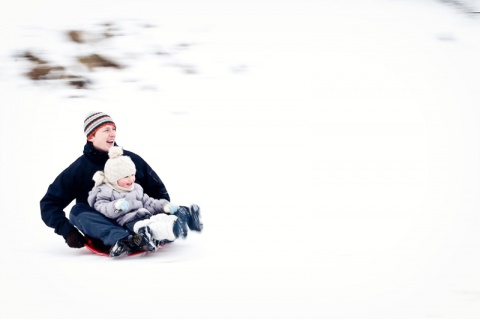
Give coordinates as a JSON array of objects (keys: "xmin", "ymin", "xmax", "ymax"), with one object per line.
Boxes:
[
  {"xmin": 142, "ymin": 192, "xmax": 177, "ymax": 214},
  {"xmin": 134, "ymin": 183, "xmax": 171, "ymax": 214},
  {"xmin": 142, "ymin": 193, "xmax": 170, "ymax": 214},
  {"xmin": 88, "ymin": 187, "xmax": 125, "ymax": 219}
]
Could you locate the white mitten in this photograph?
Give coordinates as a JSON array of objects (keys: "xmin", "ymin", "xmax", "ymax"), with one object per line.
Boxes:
[{"xmin": 148, "ymin": 214, "xmax": 178, "ymax": 241}]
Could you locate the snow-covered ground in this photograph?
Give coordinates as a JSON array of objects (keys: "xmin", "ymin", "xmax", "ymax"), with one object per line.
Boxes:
[{"xmin": 1, "ymin": 0, "xmax": 480, "ymax": 318}]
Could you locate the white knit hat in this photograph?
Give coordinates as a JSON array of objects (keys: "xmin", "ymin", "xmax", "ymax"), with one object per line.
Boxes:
[{"xmin": 104, "ymin": 146, "xmax": 136, "ymax": 185}]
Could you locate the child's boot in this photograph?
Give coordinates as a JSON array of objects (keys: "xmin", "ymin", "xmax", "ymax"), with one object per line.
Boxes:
[
  {"xmin": 137, "ymin": 226, "xmax": 156, "ymax": 252},
  {"xmin": 133, "ymin": 220, "xmax": 157, "ymax": 252},
  {"xmin": 176, "ymin": 205, "xmax": 203, "ymax": 232},
  {"xmin": 188, "ymin": 204, "xmax": 203, "ymax": 231}
]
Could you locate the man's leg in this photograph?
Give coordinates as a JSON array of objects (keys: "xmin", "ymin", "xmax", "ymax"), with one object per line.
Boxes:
[{"xmin": 69, "ymin": 203, "xmax": 131, "ymax": 246}]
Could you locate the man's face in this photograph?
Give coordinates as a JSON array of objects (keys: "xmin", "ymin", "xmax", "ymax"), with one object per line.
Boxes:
[{"xmin": 88, "ymin": 125, "xmax": 116, "ymax": 152}]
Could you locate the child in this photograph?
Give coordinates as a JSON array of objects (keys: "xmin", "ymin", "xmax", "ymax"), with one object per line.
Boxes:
[{"xmin": 88, "ymin": 146, "xmax": 203, "ymax": 257}]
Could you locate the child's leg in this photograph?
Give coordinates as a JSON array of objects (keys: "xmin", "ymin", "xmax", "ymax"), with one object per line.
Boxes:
[
  {"xmin": 124, "ymin": 220, "xmax": 137, "ymax": 233},
  {"xmin": 148, "ymin": 213, "xmax": 186, "ymax": 242}
]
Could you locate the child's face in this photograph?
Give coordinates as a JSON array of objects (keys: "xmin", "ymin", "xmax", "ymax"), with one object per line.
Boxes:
[{"xmin": 117, "ymin": 174, "xmax": 135, "ymax": 189}]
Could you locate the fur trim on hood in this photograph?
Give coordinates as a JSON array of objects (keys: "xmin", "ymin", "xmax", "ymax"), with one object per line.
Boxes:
[{"xmin": 92, "ymin": 171, "xmax": 106, "ymax": 187}]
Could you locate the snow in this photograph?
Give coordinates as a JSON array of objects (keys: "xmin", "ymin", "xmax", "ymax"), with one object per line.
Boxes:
[{"xmin": 1, "ymin": 0, "xmax": 480, "ymax": 318}]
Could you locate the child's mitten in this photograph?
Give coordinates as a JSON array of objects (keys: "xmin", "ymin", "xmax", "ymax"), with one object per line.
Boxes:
[
  {"xmin": 164, "ymin": 203, "xmax": 179, "ymax": 214},
  {"xmin": 114, "ymin": 198, "xmax": 130, "ymax": 211}
]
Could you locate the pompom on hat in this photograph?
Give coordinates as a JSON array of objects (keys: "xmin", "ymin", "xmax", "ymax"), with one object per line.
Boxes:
[
  {"xmin": 102, "ymin": 146, "xmax": 136, "ymax": 188},
  {"xmin": 84, "ymin": 111, "xmax": 116, "ymax": 139}
]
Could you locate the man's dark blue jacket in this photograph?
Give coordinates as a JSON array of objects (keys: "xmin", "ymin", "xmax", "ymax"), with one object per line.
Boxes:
[{"xmin": 40, "ymin": 142, "xmax": 170, "ymax": 239}]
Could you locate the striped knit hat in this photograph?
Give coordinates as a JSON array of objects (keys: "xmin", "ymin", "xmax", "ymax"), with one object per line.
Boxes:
[{"xmin": 84, "ymin": 112, "xmax": 116, "ymax": 139}]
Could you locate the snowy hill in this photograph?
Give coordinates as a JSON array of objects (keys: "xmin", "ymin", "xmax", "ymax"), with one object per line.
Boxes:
[{"xmin": 1, "ymin": 0, "xmax": 480, "ymax": 318}]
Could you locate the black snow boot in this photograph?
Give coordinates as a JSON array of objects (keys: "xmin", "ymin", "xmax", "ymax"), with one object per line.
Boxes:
[
  {"xmin": 188, "ymin": 204, "xmax": 203, "ymax": 232},
  {"xmin": 109, "ymin": 234, "xmax": 142, "ymax": 258},
  {"xmin": 137, "ymin": 226, "xmax": 156, "ymax": 252},
  {"xmin": 176, "ymin": 205, "xmax": 203, "ymax": 232},
  {"xmin": 172, "ymin": 215, "xmax": 188, "ymax": 239}
]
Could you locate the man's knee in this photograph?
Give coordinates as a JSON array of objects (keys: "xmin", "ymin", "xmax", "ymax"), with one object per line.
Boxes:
[{"xmin": 70, "ymin": 203, "xmax": 94, "ymax": 218}]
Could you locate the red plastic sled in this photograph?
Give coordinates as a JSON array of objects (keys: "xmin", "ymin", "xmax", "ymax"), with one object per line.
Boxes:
[{"xmin": 84, "ymin": 237, "xmax": 148, "ymax": 257}]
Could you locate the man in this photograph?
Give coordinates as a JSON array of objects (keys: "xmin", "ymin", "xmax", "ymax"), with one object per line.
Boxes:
[{"xmin": 40, "ymin": 112, "xmax": 170, "ymax": 252}]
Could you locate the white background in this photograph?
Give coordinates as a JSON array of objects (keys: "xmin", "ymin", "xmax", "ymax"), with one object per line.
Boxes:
[{"xmin": 1, "ymin": 0, "xmax": 480, "ymax": 318}]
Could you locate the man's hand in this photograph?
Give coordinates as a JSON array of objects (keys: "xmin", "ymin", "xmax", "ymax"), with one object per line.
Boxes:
[{"xmin": 65, "ymin": 228, "xmax": 85, "ymax": 248}]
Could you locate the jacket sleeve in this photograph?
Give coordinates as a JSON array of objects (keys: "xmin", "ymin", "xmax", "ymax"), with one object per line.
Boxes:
[{"xmin": 40, "ymin": 165, "xmax": 78, "ymax": 238}]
